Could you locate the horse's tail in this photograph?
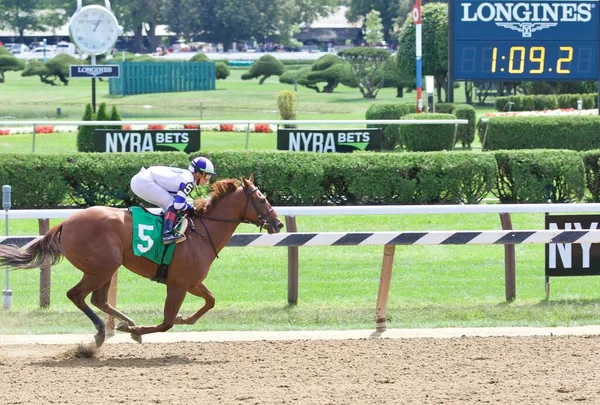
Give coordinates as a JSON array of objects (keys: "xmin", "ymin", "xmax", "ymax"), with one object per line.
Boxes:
[{"xmin": 0, "ymin": 225, "xmax": 64, "ymax": 269}]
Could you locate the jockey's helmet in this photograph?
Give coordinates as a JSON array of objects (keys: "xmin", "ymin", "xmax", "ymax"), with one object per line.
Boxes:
[{"xmin": 189, "ymin": 156, "xmax": 216, "ymax": 175}]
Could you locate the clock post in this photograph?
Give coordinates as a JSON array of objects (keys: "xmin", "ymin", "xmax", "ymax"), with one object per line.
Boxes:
[{"xmin": 68, "ymin": 0, "xmax": 121, "ymax": 112}]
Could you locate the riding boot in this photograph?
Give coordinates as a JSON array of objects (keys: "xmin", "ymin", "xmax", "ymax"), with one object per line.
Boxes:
[{"xmin": 162, "ymin": 207, "xmax": 184, "ymax": 244}]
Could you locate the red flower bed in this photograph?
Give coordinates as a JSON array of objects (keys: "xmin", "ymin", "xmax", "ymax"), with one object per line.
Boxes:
[
  {"xmin": 220, "ymin": 124, "xmax": 234, "ymax": 132},
  {"xmin": 254, "ymin": 124, "xmax": 272, "ymax": 133},
  {"xmin": 123, "ymin": 125, "xmax": 132, "ymax": 130},
  {"xmin": 184, "ymin": 124, "xmax": 199, "ymax": 129},
  {"xmin": 148, "ymin": 124, "xmax": 165, "ymax": 130},
  {"xmin": 35, "ymin": 126, "xmax": 55, "ymax": 134},
  {"xmin": 0, "ymin": 129, "xmax": 9, "ymax": 136}
]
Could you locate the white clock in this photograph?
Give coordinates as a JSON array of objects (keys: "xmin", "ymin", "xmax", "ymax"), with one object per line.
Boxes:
[{"xmin": 69, "ymin": 0, "xmax": 120, "ymax": 55}]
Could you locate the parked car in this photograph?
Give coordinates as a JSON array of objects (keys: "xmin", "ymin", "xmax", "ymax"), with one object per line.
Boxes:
[
  {"xmin": 9, "ymin": 44, "xmax": 29, "ymax": 55},
  {"xmin": 55, "ymin": 41, "xmax": 76, "ymax": 55},
  {"xmin": 17, "ymin": 47, "xmax": 57, "ymax": 60}
]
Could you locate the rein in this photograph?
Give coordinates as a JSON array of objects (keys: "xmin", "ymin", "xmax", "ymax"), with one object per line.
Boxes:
[{"xmin": 187, "ymin": 183, "xmax": 273, "ymax": 258}]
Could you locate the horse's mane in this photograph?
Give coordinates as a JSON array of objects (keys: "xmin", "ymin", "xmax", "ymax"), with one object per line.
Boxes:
[{"xmin": 193, "ymin": 178, "xmax": 240, "ymax": 214}]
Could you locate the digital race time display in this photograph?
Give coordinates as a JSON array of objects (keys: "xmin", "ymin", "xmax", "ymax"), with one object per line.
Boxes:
[{"xmin": 450, "ymin": 0, "xmax": 600, "ymax": 80}]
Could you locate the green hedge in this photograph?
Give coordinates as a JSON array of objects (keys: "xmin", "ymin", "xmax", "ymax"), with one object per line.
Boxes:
[
  {"xmin": 478, "ymin": 116, "xmax": 600, "ymax": 151},
  {"xmin": 495, "ymin": 93, "xmax": 597, "ymax": 111},
  {"xmin": 194, "ymin": 150, "xmax": 326, "ymax": 206},
  {"xmin": 400, "ymin": 113, "xmax": 457, "ymax": 151},
  {"xmin": 366, "ymin": 103, "xmax": 476, "ymax": 149},
  {"xmin": 581, "ymin": 150, "xmax": 600, "ymax": 202},
  {"xmin": 326, "ymin": 152, "xmax": 497, "ymax": 204},
  {"xmin": 1, "ymin": 150, "xmax": 591, "ymax": 208},
  {"xmin": 0, "ymin": 154, "xmax": 70, "ymax": 209},
  {"xmin": 493, "ymin": 150, "xmax": 585, "ymax": 203}
]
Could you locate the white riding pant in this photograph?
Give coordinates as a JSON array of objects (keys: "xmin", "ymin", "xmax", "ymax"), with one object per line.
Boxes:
[{"xmin": 130, "ymin": 168, "xmax": 174, "ymax": 212}]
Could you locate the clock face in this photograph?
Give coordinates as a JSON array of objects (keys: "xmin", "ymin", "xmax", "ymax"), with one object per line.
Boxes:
[{"xmin": 69, "ymin": 5, "xmax": 119, "ymax": 55}]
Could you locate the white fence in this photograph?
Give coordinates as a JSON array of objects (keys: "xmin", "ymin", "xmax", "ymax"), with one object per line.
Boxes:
[{"xmin": 3, "ymin": 203, "xmax": 600, "ymax": 330}]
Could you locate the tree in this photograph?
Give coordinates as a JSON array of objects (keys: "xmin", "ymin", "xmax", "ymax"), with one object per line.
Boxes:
[
  {"xmin": 280, "ymin": 55, "xmax": 356, "ymax": 93},
  {"xmin": 21, "ymin": 60, "xmax": 51, "ymax": 84},
  {"xmin": 241, "ymin": 55, "xmax": 285, "ymax": 84},
  {"xmin": 113, "ymin": 0, "xmax": 165, "ymax": 52},
  {"xmin": 365, "ymin": 10, "xmax": 384, "ymax": 46},
  {"xmin": 161, "ymin": 0, "xmax": 337, "ymax": 51},
  {"xmin": 338, "ymin": 47, "xmax": 390, "ymax": 99},
  {"xmin": 346, "ymin": 0, "xmax": 400, "ymax": 45},
  {"xmin": 0, "ymin": 0, "xmax": 42, "ymax": 41},
  {"xmin": 378, "ymin": 57, "xmax": 413, "ymax": 97},
  {"xmin": 45, "ymin": 54, "xmax": 80, "ymax": 85},
  {"xmin": 0, "ymin": 47, "xmax": 25, "ymax": 83},
  {"xmin": 21, "ymin": 54, "xmax": 81, "ymax": 86},
  {"xmin": 397, "ymin": 3, "xmax": 448, "ymax": 102},
  {"xmin": 76, "ymin": 103, "xmax": 95, "ymax": 152}
]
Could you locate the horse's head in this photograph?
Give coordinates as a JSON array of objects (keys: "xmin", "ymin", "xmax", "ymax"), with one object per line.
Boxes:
[{"xmin": 240, "ymin": 174, "xmax": 284, "ymax": 234}]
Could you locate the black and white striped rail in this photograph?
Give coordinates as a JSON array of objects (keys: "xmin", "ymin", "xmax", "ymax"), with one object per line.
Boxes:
[{"xmin": 4, "ymin": 230, "xmax": 600, "ymax": 248}]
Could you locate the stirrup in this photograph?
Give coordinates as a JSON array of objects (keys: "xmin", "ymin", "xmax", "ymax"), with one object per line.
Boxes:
[{"xmin": 162, "ymin": 233, "xmax": 186, "ymax": 245}]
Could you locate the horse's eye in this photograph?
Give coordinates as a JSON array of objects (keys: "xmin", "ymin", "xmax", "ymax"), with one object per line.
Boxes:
[{"xmin": 261, "ymin": 198, "xmax": 266, "ymax": 204}]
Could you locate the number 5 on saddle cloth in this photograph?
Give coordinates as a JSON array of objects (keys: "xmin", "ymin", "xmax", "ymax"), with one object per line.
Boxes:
[{"xmin": 129, "ymin": 206, "xmax": 189, "ymax": 283}]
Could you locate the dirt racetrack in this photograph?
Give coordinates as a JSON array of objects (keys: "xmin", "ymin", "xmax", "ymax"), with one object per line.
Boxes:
[{"xmin": 1, "ymin": 329, "xmax": 600, "ymax": 404}]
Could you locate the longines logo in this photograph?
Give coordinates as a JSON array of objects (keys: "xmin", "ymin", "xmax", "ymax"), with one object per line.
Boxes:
[{"xmin": 461, "ymin": 1, "xmax": 596, "ymax": 37}]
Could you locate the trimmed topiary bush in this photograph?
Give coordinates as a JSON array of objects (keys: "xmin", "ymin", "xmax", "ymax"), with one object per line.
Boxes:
[
  {"xmin": 277, "ymin": 90, "xmax": 297, "ymax": 128},
  {"xmin": 453, "ymin": 104, "xmax": 476, "ymax": 148},
  {"xmin": 241, "ymin": 54, "xmax": 285, "ymax": 84},
  {"xmin": 215, "ymin": 61, "xmax": 230, "ymax": 80},
  {"xmin": 400, "ymin": 113, "xmax": 457, "ymax": 151},
  {"xmin": 365, "ymin": 103, "xmax": 411, "ymax": 150}
]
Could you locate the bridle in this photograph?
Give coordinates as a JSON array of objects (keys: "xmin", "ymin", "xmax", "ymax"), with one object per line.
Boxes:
[
  {"xmin": 188, "ymin": 182, "xmax": 275, "ymax": 258},
  {"xmin": 192, "ymin": 182, "xmax": 273, "ymax": 230},
  {"xmin": 241, "ymin": 183, "xmax": 275, "ymax": 230}
]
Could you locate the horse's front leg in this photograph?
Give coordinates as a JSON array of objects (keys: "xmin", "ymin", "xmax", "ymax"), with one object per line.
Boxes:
[
  {"xmin": 174, "ymin": 283, "xmax": 215, "ymax": 325},
  {"xmin": 117, "ymin": 283, "xmax": 188, "ymax": 337}
]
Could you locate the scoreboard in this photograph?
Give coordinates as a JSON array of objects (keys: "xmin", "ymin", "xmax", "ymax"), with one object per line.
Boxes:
[{"xmin": 449, "ymin": 0, "xmax": 600, "ymax": 80}]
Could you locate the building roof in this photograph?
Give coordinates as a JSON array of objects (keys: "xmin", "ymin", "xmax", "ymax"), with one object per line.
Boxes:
[{"xmin": 302, "ymin": 6, "xmax": 363, "ymax": 29}]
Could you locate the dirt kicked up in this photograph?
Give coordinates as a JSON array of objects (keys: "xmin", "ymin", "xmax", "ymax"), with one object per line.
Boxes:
[{"xmin": 1, "ymin": 333, "xmax": 600, "ymax": 404}]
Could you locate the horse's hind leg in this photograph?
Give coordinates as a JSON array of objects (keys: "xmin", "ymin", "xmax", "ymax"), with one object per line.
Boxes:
[
  {"xmin": 117, "ymin": 283, "xmax": 187, "ymax": 336},
  {"xmin": 175, "ymin": 283, "xmax": 215, "ymax": 325},
  {"xmin": 90, "ymin": 279, "xmax": 141, "ymax": 343},
  {"xmin": 67, "ymin": 273, "xmax": 114, "ymax": 347}
]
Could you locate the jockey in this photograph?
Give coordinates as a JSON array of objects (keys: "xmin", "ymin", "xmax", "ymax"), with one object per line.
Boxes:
[{"xmin": 130, "ymin": 156, "xmax": 216, "ymax": 244}]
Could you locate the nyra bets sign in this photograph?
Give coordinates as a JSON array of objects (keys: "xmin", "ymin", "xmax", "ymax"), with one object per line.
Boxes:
[
  {"xmin": 545, "ymin": 214, "xmax": 600, "ymax": 277},
  {"xmin": 277, "ymin": 129, "xmax": 382, "ymax": 153},
  {"xmin": 94, "ymin": 129, "xmax": 200, "ymax": 153}
]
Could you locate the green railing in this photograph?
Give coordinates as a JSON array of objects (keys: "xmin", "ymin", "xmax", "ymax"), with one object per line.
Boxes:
[{"xmin": 109, "ymin": 61, "xmax": 215, "ymax": 95}]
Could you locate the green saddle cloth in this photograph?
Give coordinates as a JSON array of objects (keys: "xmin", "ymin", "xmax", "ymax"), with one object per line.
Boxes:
[{"xmin": 130, "ymin": 206, "xmax": 177, "ymax": 265}]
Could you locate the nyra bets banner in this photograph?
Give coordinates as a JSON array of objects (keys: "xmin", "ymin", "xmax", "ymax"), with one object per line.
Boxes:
[
  {"xmin": 277, "ymin": 128, "xmax": 382, "ymax": 153},
  {"xmin": 94, "ymin": 129, "xmax": 200, "ymax": 153}
]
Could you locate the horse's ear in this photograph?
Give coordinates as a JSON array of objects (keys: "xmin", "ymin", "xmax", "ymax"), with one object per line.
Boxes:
[{"xmin": 249, "ymin": 173, "xmax": 255, "ymax": 183}]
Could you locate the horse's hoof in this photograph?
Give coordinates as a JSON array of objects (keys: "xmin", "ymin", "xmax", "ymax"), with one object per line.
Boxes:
[
  {"xmin": 175, "ymin": 314, "xmax": 184, "ymax": 324},
  {"xmin": 131, "ymin": 333, "xmax": 142, "ymax": 344},
  {"xmin": 94, "ymin": 333, "xmax": 106, "ymax": 347},
  {"xmin": 116, "ymin": 321, "xmax": 130, "ymax": 333}
]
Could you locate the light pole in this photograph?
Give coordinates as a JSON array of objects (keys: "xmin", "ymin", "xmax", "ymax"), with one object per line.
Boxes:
[{"xmin": 42, "ymin": 38, "xmax": 47, "ymax": 63}]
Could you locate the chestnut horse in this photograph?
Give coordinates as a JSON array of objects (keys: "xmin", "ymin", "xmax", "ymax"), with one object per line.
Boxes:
[{"xmin": 0, "ymin": 175, "xmax": 283, "ymax": 347}]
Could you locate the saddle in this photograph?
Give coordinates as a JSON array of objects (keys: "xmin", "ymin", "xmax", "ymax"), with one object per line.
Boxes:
[{"xmin": 138, "ymin": 205, "xmax": 190, "ymax": 244}]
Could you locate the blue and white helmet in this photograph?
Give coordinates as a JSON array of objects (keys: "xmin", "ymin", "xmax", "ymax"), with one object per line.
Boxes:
[{"xmin": 189, "ymin": 156, "xmax": 216, "ymax": 175}]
